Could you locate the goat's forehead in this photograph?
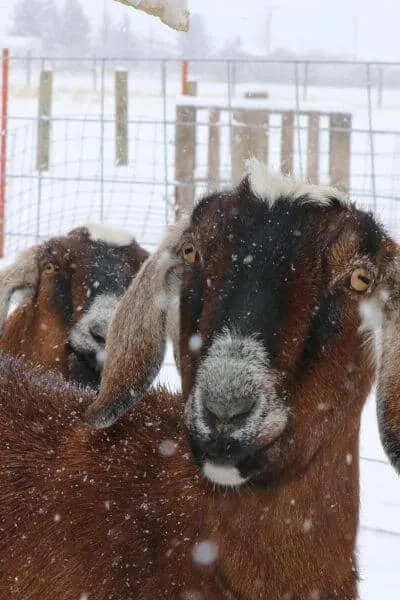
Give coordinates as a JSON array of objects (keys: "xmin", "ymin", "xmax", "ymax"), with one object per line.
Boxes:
[
  {"xmin": 41, "ymin": 236, "xmax": 131, "ymax": 284},
  {"xmin": 192, "ymin": 193, "xmax": 382, "ymax": 261}
]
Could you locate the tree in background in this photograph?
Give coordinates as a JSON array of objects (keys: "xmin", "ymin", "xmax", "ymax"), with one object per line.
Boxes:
[
  {"xmin": 95, "ymin": 13, "xmax": 149, "ymax": 60},
  {"xmin": 115, "ymin": 15, "xmax": 136, "ymax": 58},
  {"xmin": 178, "ymin": 13, "xmax": 210, "ymax": 59},
  {"xmin": 58, "ymin": 0, "xmax": 91, "ymax": 56},
  {"xmin": 9, "ymin": 0, "xmax": 58, "ymax": 41},
  {"xmin": 9, "ymin": 0, "xmax": 43, "ymax": 37},
  {"xmin": 9, "ymin": 0, "xmax": 91, "ymax": 57},
  {"xmin": 219, "ymin": 36, "xmax": 244, "ymax": 58},
  {"xmin": 40, "ymin": 0, "xmax": 62, "ymax": 53},
  {"xmin": 105, "ymin": 15, "xmax": 136, "ymax": 58}
]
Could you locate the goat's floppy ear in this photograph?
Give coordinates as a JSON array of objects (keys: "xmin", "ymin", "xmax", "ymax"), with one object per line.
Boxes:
[
  {"xmin": 0, "ymin": 246, "xmax": 40, "ymax": 334},
  {"xmin": 376, "ymin": 246, "xmax": 400, "ymax": 474},
  {"xmin": 85, "ymin": 216, "xmax": 190, "ymax": 429}
]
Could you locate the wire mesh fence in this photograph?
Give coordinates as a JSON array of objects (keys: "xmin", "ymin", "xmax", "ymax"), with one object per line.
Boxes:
[{"xmin": 2, "ymin": 55, "xmax": 400, "ymax": 259}]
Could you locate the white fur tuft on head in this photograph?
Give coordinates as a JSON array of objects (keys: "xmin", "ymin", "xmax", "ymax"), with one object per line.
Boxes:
[
  {"xmin": 83, "ymin": 222, "xmax": 135, "ymax": 247},
  {"xmin": 245, "ymin": 157, "xmax": 347, "ymax": 207}
]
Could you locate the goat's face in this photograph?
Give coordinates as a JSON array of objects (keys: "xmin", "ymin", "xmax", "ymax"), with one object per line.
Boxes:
[
  {"xmin": 2, "ymin": 223, "xmax": 148, "ymax": 388},
  {"xmin": 59, "ymin": 225, "xmax": 148, "ymax": 385},
  {"xmin": 181, "ymin": 176, "xmax": 391, "ymax": 487}
]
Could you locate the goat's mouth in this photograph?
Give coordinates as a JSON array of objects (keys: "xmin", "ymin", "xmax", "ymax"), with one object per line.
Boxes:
[
  {"xmin": 190, "ymin": 434, "xmax": 284, "ymax": 488},
  {"xmin": 66, "ymin": 343, "xmax": 104, "ymax": 388}
]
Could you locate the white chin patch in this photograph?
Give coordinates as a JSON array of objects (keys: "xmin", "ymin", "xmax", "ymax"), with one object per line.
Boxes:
[
  {"xmin": 202, "ymin": 462, "xmax": 247, "ymax": 487},
  {"xmin": 83, "ymin": 222, "xmax": 134, "ymax": 247}
]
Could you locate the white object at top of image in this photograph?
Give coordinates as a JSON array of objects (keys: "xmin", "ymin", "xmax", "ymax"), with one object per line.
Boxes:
[{"xmin": 114, "ymin": 0, "xmax": 190, "ymax": 32}]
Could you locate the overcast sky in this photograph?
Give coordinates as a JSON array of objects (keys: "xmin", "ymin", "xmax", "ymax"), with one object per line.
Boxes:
[{"xmin": 0, "ymin": 0, "xmax": 398, "ymax": 60}]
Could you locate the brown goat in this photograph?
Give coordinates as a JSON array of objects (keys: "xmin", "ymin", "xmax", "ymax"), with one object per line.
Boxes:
[
  {"xmin": 0, "ymin": 223, "xmax": 148, "ymax": 388},
  {"xmin": 0, "ymin": 163, "xmax": 398, "ymax": 599}
]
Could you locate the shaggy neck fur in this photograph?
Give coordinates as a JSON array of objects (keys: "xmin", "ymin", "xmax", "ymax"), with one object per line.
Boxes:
[
  {"xmin": 0, "ymin": 302, "xmax": 69, "ymax": 377},
  {"xmin": 0, "ymin": 356, "xmax": 364, "ymax": 600}
]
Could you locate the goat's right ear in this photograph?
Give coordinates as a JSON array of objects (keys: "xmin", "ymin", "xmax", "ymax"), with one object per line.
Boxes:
[
  {"xmin": 376, "ymin": 247, "xmax": 400, "ymax": 474},
  {"xmin": 0, "ymin": 246, "xmax": 40, "ymax": 334},
  {"xmin": 85, "ymin": 217, "xmax": 190, "ymax": 429}
]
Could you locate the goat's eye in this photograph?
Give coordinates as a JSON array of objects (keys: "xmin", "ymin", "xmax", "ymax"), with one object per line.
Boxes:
[
  {"xmin": 182, "ymin": 243, "xmax": 198, "ymax": 264},
  {"xmin": 44, "ymin": 263, "xmax": 55, "ymax": 274},
  {"xmin": 350, "ymin": 267, "xmax": 372, "ymax": 292}
]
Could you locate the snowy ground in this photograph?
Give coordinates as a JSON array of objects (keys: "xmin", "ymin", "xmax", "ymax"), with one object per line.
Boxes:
[{"xmin": 4, "ymin": 64, "xmax": 400, "ymax": 597}]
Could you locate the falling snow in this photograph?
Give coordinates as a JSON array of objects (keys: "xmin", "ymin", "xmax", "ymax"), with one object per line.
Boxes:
[
  {"xmin": 188, "ymin": 334, "xmax": 202, "ymax": 352},
  {"xmin": 158, "ymin": 439, "xmax": 178, "ymax": 457},
  {"xmin": 96, "ymin": 350, "xmax": 106, "ymax": 366},
  {"xmin": 191, "ymin": 540, "xmax": 218, "ymax": 566},
  {"xmin": 303, "ymin": 518, "xmax": 312, "ymax": 533}
]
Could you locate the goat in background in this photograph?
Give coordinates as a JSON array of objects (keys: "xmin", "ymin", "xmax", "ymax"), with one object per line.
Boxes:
[{"xmin": 0, "ymin": 222, "xmax": 148, "ymax": 388}]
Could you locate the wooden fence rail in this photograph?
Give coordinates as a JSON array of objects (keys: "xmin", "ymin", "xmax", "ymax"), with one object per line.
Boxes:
[{"xmin": 174, "ymin": 103, "xmax": 352, "ymax": 219}]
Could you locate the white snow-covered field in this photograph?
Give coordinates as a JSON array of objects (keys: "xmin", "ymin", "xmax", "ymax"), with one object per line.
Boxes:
[{"xmin": 4, "ymin": 65, "xmax": 400, "ymax": 597}]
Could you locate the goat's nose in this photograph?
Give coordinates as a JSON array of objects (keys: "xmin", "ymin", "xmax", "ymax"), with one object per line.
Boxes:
[
  {"xmin": 203, "ymin": 394, "xmax": 256, "ymax": 425},
  {"xmin": 89, "ymin": 322, "xmax": 107, "ymax": 346}
]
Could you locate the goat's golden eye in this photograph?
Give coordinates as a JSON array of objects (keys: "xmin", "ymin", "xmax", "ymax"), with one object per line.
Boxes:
[
  {"xmin": 182, "ymin": 243, "xmax": 198, "ymax": 264},
  {"xmin": 350, "ymin": 268, "xmax": 372, "ymax": 292},
  {"xmin": 44, "ymin": 263, "xmax": 55, "ymax": 274}
]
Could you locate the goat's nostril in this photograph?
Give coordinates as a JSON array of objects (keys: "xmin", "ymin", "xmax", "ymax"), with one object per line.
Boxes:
[
  {"xmin": 89, "ymin": 326, "xmax": 106, "ymax": 346},
  {"xmin": 203, "ymin": 397, "xmax": 257, "ymax": 425}
]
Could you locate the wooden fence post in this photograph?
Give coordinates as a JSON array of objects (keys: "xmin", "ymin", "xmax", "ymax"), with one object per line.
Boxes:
[
  {"xmin": 174, "ymin": 105, "xmax": 196, "ymax": 220},
  {"xmin": 329, "ymin": 113, "xmax": 352, "ymax": 193},
  {"xmin": 207, "ymin": 108, "xmax": 220, "ymax": 191},
  {"xmin": 26, "ymin": 52, "xmax": 32, "ymax": 87},
  {"xmin": 281, "ymin": 111, "xmax": 294, "ymax": 175},
  {"xmin": 307, "ymin": 113, "xmax": 320, "ymax": 184},
  {"xmin": 36, "ymin": 69, "xmax": 53, "ymax": 171},
  {"xmin": 181, "ymin": 60, "xmax": 189, "ymax": 95},
  {"xmin": 231, "ymin": 109, "xmax": 268, "ymax": 184},
  {"xmin": 115, "ymin": 68, "xmax": 128, "ymax": 166},
  {"xmin": 185, "ymin": 80, "xmax": 198, "ymax": 97},
  {"xmin": 92, "ymin": 55, "xmax": 98, "ymax": 92}
]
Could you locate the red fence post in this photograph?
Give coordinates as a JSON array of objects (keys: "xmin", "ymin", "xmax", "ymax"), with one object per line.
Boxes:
[
  {"xmin": 181, "ymin": 60, "xmax": 188, "ymax": 95},
  {"xmin": 0, "ymin": 49, "xmax": 9, "ymax": 259}
]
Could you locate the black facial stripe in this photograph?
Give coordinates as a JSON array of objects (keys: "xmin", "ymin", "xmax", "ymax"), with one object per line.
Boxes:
[
  {"xmin": 183, "ymin": 264, "xmax": 205, "ymax": 348},
  {"xmin": 40, "ymin": 241, "xmax": 73, "ymax": 326},
  {"xmin": 51, "ymin": 272, "xmax": 73, "ymax": 326},
  {"xmin": 88, "ymin": 242, "xmax": 131, "ymax": 298},
  {"xmin": 294, "ymin": 292, "xmax": 344, "ymax": 380},
  {"xmin": 356, "ymin": 210, "xmax": 384, "ymax": 258},
  {"xmin": 211, "ymin": 201, "xmax": 319, "ymax": 359}
]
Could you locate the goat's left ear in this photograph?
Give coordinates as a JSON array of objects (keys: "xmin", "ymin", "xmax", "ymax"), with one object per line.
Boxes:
[
  {"xmin": 375, "ymin": 246, "xmax": 400, "ymax": 474},
  {"xmin": 84, "ymin": 217, "xmax": 190, "ymax": 430},
  {"xmin": 0, "ymin": 246, "xmax": 41, "ymax": 334}
]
